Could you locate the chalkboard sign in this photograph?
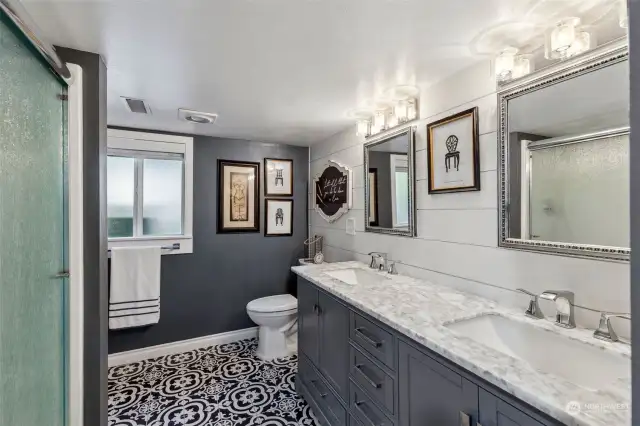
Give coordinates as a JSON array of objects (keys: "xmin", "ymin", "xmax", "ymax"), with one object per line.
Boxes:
[{"xmin": 313, "ymin": 161, "xmax": 352, "ymax": 223}]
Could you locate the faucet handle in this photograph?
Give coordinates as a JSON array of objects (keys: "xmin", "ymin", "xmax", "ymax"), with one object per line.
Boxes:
[
  {"xmin": 516, "ymin": 288, "xmax": 544, "ymax": 319},
  {"xmin": 387, "ymin": 260, "xmax": 398, "ymax": 275},
  {"xmin": 368, "ymin": 252, "xmax": 381, "ymax": 268},
  {"xmin": 593, "ymin": 312, "xmax": 630, "ymax": 343}
]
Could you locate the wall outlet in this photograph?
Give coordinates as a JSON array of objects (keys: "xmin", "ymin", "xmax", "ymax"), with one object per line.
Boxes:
[{"xmin": 346, "ymin": 218, "xmax": 356, "ymax": 235}]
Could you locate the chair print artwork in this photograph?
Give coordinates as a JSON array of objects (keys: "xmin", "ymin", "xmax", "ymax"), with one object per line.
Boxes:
[
  {"xmin": 444, "ymin": 135, "xmax": 460, "ymax": 172},
  {"xmin": 275, "ymin": 168, "xmax": 284, "ymax": 186},
  {"xmin": 275, "ymin": 208, "xmax": 284, "ymax": 225}
]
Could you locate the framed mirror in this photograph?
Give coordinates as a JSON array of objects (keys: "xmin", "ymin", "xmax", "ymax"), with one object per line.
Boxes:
[
  {"xmin": 498, "ymin": 40, "xmax": 629, "ymax": 261},
  {"xmin": 364, "ymin": 126, "xmax": 416, "ymax": 237}
]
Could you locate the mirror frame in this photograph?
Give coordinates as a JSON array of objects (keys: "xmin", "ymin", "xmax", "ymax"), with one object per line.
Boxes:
[
  {"xmin": 364, "ymin": 126, "xmax": 416, "ymax": 237},
  {"xmin": 497, "ymin": 38, "xmax": 629, "ymax": 262}
]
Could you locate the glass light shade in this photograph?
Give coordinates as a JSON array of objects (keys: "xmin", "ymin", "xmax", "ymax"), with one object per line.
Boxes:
[
  {"xmin": 513, "ymin": 55, "xmax": 533, "ymax": 79},
  {"xmin": 356, "ymin": 119, "xmax": 370, "ymax": 137},
  {"xmin": 371, "ymin": 110, "xmax": 387, "ymax": 134},
  {"xmin": 545, "ymin": 18, "xmax": 580, "ymax": 60},
  {"xmin": 619, "ymin": 0, "xmax": 628, "ymax": 28},
  {"xmin": 387, "ymin": 111, "xmax": 399, "ymax": 128},
  {"xmin": 407, "ymin": 99, "xmax": 418, "ymax": 120},
  {"xmin": 394, "ymin": 100, "xmax": 409, "ymax": 123},
  {"xmin": 495, "ymin": 47, "xmax": 518, "ymax": 82},
  {"xmin": 567, "ymin": 29, "xmax": 596, "ymax": 58}
]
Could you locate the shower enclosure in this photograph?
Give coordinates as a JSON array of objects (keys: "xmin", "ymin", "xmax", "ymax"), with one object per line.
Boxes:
[{"xmin": 0, "ymin": 3, "xmax": 72, "ymax": 425}]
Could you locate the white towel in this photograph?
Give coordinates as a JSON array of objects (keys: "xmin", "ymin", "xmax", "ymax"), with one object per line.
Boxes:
[{"xmin": 109, "ymin": 246, "xmax": 161, "ymax": 330}]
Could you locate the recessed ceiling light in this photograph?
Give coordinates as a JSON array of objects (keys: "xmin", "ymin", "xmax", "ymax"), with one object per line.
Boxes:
[{"xmin": 178, "ymin": 108, "xmax": 218, "ymax": 124}]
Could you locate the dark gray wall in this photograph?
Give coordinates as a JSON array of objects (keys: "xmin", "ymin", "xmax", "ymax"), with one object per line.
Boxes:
[
  {"xmin": 630, "ymin": 0, "xmax": 639, "ymax": 422},
  {"xmin": 369, "ymin": 152, "xmax": 393, "ymax": 228},
  {"xmin": 108, "ymin": 134, "xmax": 309, "ymax": 353},
  {"xmin": 56, "ymin": 47, "xmax": 108, "ymax": 426}
]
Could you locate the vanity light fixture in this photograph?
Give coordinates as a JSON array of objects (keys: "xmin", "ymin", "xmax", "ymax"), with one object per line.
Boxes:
[
  {"xmin": 495, "ymin": 47, "xmax": 518, "ymax": 82},
  {"xmin": 356, "ymin": 119, "xmax": 371, "ymax": 137},
  {"xmin": 371, "ymin": 110, "xmax": 388, "ymax": 135},
  {"xmin": 512, "ymin": 54, "xmax": 533, "ymax": 79},
  {"xmin": 349, "ymin": 86, "xmax": 419, "ymax": 138},
  {"xmin": 567, "ymin": 27, "xmax": 596, "ymax": 57},
  {"xmin": 545, "ymin": 17, "xmax": 580, "ymax": 60}
]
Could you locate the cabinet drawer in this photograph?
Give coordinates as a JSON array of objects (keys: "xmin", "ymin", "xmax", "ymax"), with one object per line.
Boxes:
[
  {"xmin": 350, "ymin": 380, "xmax": 395, "ymax": 426},
  {"xmin": 350, "ymin": 344, "xmax": 395, "ymax": 416},
  {"xmin": 299, "ymin": 354, "xmax": 347, "ymax": 426},
  {"xmin": 350, "ymin": 312, "xmax": 395, "ymax": 370}
]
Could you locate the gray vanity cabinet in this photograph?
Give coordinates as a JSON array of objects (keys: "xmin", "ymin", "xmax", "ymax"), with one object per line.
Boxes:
[
  {"xmin": 478, "ymin": 389, "xmax": 545, "ymax": 426},
  {"xmin": 297, "ymin": 278, "xmax": 563, "ymax": 426},
  {"xmin": 298, "ymin": 278, "xmax": 320, "ymax": 365},
  {"xmin": 297, "ymin": 278, "xmax": 350, "ymax": 401},
  {"xmin": 398, "ymin": 341, "xmax": 478, "ymax": 426}
]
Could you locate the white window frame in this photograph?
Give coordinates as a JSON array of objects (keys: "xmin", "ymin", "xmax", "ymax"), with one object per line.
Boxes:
[{"xmin": 107, "ymin": 129, "xmax": 193, "ymax": 255}]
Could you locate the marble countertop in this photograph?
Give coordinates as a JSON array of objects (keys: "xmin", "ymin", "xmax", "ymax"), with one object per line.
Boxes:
[{"xmin": 291, "ymin": 261, "xmax": 631, "ymax": 426}]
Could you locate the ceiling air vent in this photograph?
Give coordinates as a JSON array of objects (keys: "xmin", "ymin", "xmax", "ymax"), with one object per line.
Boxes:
[
  {"xmin": 121, "ymin": 97, "xmax": 152, "ymax": 114},
  {"xmin": 178, "ymin": 108, "xmax": 218, "ymax": 124}
]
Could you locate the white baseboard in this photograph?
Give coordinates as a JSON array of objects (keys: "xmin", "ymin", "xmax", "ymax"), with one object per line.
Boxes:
[{"xmin": 108, "ymin": 326, "xmax": 259, "ymax": 367}]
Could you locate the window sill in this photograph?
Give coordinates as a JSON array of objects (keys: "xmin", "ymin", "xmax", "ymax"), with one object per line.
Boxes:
[{"xmin": 108, "ymin": 236, "xmax": 193, "ymax": 256}]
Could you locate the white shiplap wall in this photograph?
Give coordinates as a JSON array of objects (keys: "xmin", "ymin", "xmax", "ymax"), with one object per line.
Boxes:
[{"xmin": 309, "ymin": 60, "xmax": 631, "ymax": 338}]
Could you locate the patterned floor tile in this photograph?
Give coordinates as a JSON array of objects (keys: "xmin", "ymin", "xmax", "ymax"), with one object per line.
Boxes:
[{"xmin": 108, "ymin": 338, "xmax": 319, "ymax": 426}]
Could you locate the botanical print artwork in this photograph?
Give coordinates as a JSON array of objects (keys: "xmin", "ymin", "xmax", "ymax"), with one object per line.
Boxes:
[
  {"xmin": 230, "ymin": 172, "xmax": 249, "ymax": 221},
  {"xmin": 427, "ymin": 107, "xmax": 480, "ymax": 194},
  {"xmin": 108, "ymin": 338, "xmax": 318, "ymax": 426},
  {"xmin": 218, "ymin": 160, "xmax": 259, "ymax": 233},
  {"xmin": 265, "ymin": 159, "xmax": 293, "ymax": 196},
  {"xmin": 265, "ymin": 199, "xmax": 293, "ymax": 236}
]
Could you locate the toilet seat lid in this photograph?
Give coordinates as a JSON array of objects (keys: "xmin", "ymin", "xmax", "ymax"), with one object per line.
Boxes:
[{"xmin": 247, "ymin": 294, "xmax": 297, "ymax": 313}]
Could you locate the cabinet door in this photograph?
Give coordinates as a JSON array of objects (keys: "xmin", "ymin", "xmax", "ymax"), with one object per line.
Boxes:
[
  {"xmin": 478, "ymin": 390, "xmax": 546, "ymax": 426},
  {"xmin": 318, "ymin": 291, "xmax": 350, "ymax": 400},
  {"xmin": 399, "ymin": 341, "xmax": 478, "ymax": 426},
  {"xmin": 298, "ymin": 279, "xmax": 320, "ymax": 365}
]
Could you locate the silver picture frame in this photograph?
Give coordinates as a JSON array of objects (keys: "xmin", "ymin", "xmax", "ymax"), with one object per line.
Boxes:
[
  {"xmin": 364, "ymin": 126, "xmax": 416, "ymax": 237},
  {"xmin": 497, "ymin": 38, "xmax": 630, "ymax": 262}
]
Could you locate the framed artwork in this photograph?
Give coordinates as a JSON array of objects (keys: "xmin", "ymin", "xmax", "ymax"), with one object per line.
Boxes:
[
  {"xmin": 313, "ymin": 160, "xmax": 352, "ymax": 223},
  {"xmin": 217, "ymin": 160, "xmax": 260, "ymax": 233},
  {"xmin": 265, "ymin": 199, "xmax": 293, "ymax": 236},
  {"xmin": 368, "ymin": 168, "xmax": 379, "ymax": 226},
  {"xmin": 426, "ymin": 107, "xmax": 480, "ymax": 194},
  {"xmin": 264, "ymin": 158, "xmax": 293, "ymax": 196}
]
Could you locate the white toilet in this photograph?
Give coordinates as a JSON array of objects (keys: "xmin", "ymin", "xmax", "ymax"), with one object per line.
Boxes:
[{"xmin": 247, "ymin": 294, "xmax": 298, "ymax": 360}]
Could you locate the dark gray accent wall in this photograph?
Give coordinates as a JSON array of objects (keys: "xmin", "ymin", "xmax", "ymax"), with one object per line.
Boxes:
[
  {"xmin": 108, "ymin": 134, "xmax": 309, "ymax": 353},
  {"xmin": 369, "ymin": 152, "xmax": 393, "ymax": 228},
  {"xmin": 630, "ymin": 0, "xmax": 639, "ymax": 422},
  {"xmin": 55, "ymin": 47, "xmax": 108, "ymax": 426}
]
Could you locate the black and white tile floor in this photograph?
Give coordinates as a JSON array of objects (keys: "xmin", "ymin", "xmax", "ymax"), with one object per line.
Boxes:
[{"xmin": 108, "ymin": 338, "xmax": 319, "ymax": 426}]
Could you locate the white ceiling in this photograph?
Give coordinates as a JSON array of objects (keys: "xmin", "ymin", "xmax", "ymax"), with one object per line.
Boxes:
[{"xmin": 21, "ymin": 0, "xmax": 610, "ymax": 146}]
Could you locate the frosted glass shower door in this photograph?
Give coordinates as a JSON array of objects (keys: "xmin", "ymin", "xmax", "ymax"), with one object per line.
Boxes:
[{"xmin": 0, "ymin": 16, "xmax": 68, "ymax": 426}]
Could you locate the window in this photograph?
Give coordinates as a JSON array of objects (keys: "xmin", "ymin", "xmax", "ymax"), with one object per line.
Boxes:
[{"xmin": 107, "ymin": 129, "xmax": 193, "ymax": 254}]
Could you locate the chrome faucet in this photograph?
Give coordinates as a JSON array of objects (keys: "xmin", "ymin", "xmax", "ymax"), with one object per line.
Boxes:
[
  {"xmin": 367, "ymin": 252, "xmax": 389, "ymax": 272},
  {"xmin": 516, "ymin": 288, "xmax": 544, "ymax": 319},
  {"xmin": 593, "ymin": 312, "xmax": 630, "ymax": 343},
  {"xmin": 540, "ymin": 290, "xmax": 575, "ymax": 329}
]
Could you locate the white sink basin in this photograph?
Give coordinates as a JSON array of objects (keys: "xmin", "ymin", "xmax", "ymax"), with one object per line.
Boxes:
[
  {"xmin": 324, "ymin": 268, "xmax": 390, "ymax": 285},
  {"xmin": 446, "ymin": 314, "xmax": 630, "ymax": 390}
]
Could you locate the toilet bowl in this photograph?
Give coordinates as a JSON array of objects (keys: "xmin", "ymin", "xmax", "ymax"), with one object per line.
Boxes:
[{"xmin": 247, "ymin": 294, "xmax": 298, "ymax": 360}]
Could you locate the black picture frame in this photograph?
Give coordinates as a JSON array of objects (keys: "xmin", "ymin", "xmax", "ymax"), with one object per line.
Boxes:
[
  {"xmin": 264, "ymin": 158, "xmax": 294, "ymax": 196},
  {"xmin": 264, "ymin": 198, "xmax": 294, "ymax": 237},
  {"xmin": 426, "ymin": 107, "xmax": 480, "ymax": 194},
  {"xmin": 217, "ymin": 159, "xmax": 260, "ymax": 233},
  {"xmin": 368, "ymin": 168, "xmax": 379, "ymax": 226}
]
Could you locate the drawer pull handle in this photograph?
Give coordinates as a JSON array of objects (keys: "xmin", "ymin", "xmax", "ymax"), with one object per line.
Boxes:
[
  {"xmin": 355, "ymin": 364, "xmax": 382, "ymax": 388},
  {"xmin": 355, "ymin": 327, "xmax": 382, "ymax": 348},
  {"xmin": 310, "ymin": 379, "xmax": 327, "ymax": 398},
  {"xmin": 355, "ymin": 400, "xmax": 381, "ymax": 426}
]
